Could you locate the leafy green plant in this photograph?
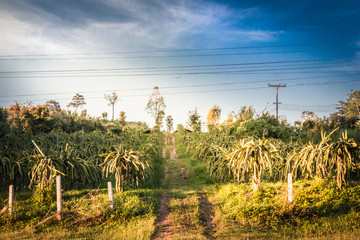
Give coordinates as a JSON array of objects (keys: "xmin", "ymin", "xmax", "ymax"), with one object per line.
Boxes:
[
  {"xmin": 101, "ymin": 144, "xmax": 149, "ymax": 192},
  {"xmin": 224, "ymin": 138, "xmax": 278, "ymax": 191}
]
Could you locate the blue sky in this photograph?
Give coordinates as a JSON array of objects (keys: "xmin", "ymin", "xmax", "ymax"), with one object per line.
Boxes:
[{"xmin": 0, "ymin": 0, "xmax": 359, "ymax": 128}]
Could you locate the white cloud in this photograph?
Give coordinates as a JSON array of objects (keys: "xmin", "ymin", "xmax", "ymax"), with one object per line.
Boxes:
[{"xmin": 0, "ymin": 1, "xmax": 283, "ymax": 54}]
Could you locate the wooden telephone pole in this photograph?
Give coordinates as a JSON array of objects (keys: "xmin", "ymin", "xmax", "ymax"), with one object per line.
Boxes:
[{"xmin": 268, "ymin": 73, "xmax": 286, "ymax": 120}]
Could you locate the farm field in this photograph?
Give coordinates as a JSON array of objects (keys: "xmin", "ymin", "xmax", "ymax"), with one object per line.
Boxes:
[
  {"xmin": 1, "ymin": 131, "xmax": 360, "ymax": 239},
  {"xmin": 1, "ymin": 1, "xmax": 360, "ymax": 239}
]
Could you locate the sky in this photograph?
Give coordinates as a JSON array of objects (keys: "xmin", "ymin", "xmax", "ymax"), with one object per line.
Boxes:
[{"xmin": 0, "ymin": 0, "xmax": 359, "ymax": 129}]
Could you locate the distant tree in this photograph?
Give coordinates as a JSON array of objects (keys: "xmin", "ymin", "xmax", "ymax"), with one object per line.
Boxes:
[
  {"xmin": 81, "ymin": 109, "xmax": 87, "ymax": 117},
  {"xmin": 301, "ymin": 111, "xmax": 320, "ymax": 133},
  {"xmin": 102, "ymin": 112, "xmax": 108, "ymax": 120},
  {"xmin": 119, "ymin": 111, "xmax": 126, "ymax": 124},
  {"xmin": 0, "ymin": 108, "xmax": 9, "ymax": 137},
  {"xmin": 45, "ymin": 100, "xmax": 61, "ymax": 114},
  {"xmin": 145, "ymin": 86, "xmax": 166, "ymax": 128},
  {"xmin": 104, "ymin": 92, "xmax": 119, "ymax": 121},
  {"xmin": 234, "ymin": 106, "xmax": 255, "ymax": 123},
  {"xmin": 166, "ymin": 115, "xmax": 173, "ymax": 132},
  {"xmin": 5, "ymin": 103, "xmax": 52, "ymax": 133},
  {"xmin": 67, "ymin": 93, "xmax": 86, "ymax": 114},
  {"xmin": 331, "ymin": 90, "xmax": 360, "ymax": 128},
  {"xmin": 206, "ymin": 105, "xmax": 221, "ymax": 130},
  {"xmin": 187, "ymin": 108, "xmax": 201, "ymax": 132}
]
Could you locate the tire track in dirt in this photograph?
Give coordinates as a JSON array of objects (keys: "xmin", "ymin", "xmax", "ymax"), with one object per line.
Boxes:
[
  {"xmin": 198, "ymin": 193, "xmax": 216, "ymax": 240},
  {"xmin": 153, "ymin": 166, "xmax": 174, "ymax": 240}
]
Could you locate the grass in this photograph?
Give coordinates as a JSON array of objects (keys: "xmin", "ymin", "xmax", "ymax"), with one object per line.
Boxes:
[
  {"xmin": 0, "ymin": 187, "xmax": 161, "ymax": 239},
  {"xmin": 210, "ymin": 179, "xmax": 360, "ymax": 239},
  {"xmin": 0, "ymin": 215, "xmax": 156, "ymax": 240},
  {"xmin": 2, "ymin": 134, "xmax": 360, "ymax": 239}
]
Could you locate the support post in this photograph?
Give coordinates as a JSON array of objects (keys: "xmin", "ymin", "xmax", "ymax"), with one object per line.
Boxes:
[
  {"xmin": 108, "ymin": 181, "xmax": 114, "ymax": 212},
  {"xmin": 288, "ymin": 173, "xmax": 293, "ymax": 204},
  {"xmin": 268, "ymin": 73, "xmax": 286, "ymax": 120},
  {"xmin": 56, "ymin": 175, "xmax": 62, "ymax": 220},
  {"xmin": 9, "ymin": 185, "xmax": 14, "ymax": 219}
]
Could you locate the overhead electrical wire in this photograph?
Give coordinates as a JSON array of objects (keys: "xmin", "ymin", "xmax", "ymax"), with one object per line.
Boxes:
[
  {"xmin": 1, "ymin": 47, "xmax": 359, "ymax": 61},
  {"xmin": 1, "ymin": 79, "xmax": 359, "ymax": 104},
  {"xmin": 1, "ymin": 73, "xmax": 360, "ymax": 99},
  {"xmin": 0, "ymin": 41, "xmax": 355, "ymax": 58},
  {"xmin": 1, "ymin": 62, "xmax": 360, "ymax": 78},
  {"xmin": 1, "ymin": 56, "xmax": 359, "ymax": 75}
]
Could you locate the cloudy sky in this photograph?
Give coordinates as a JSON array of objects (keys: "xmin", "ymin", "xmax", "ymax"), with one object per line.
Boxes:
[{"xmin": 0, "ymin": 0, "xmax": 359, "ymax": 128}]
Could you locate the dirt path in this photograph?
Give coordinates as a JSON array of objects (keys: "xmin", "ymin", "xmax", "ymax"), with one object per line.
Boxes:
[
  {"xmin": 153, "ymin": 166, "xmax": 175, "ymax": 239},
  {"xmin": 198, "ymin": 193, "xmax": 216, "ymax": 240},
  {"xmin": 152, "ymin": 192, "xmax": 173, "ymax": 239},
  {"xmin": 153, "ymin": 134, "xmax": 216, "ymax": 239}
]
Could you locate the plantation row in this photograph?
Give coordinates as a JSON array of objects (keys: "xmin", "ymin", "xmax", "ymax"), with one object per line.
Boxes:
[
  {"xmin": 178, "ymin": 127, "xmax": 360, "ymax": 191},
  {"xmin": 0, "ymin": 125, "xmax": 162, "ymax": 193}
]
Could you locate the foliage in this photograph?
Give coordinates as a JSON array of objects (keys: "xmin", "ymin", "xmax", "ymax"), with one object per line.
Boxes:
[
  {"xmin": 331, "ymin": 90, "xmax": 360, "ymax": 128},
  {"xmin": 6, "ymin": 102, "xmax": 53, "ymax": 134},
  {"xmin": 187, "ymin": 108, "xmax": 201, "ymax": 132},
  {"xmin": 67, "ymin": 93, "xmax": 86, "ymax": 114},
  {"xmin": 288, "ymin": 129, "xmax": 360, "ymax": 189},
  {"xmin": 0, "ymin": 108, "xmax": 9, "ymax": 138},
  {"xmin": 104, "ymin": 92, "xmax": 119, "ymax": 121},
  {"xmin": 206, "ymin": 105, "xmax": 221, "ymax": 130},
  {"xmin": 45, "ymin": 100, "xmax": 61, "ymax": 114},
  {"xmin": 224, "ymin": 138, "xmax": 278, "ymax": 191},
  {"xmin": 119, "ymin": 111, "xmax": 126, "ymax": 124},
  {"xmin": 145, "ymin": 86, "xmax": 166, "ymax": 128},
  {"xmin": 101, "ymin": 145, "xmax": 149, "ymax": 192},
  {"xmin": 166, "ymin": 115, "xmax": 173, "ymax": 132},
  {"xmin": 212, "ymin": 179, "xmax": 360, "ymax": 227}
]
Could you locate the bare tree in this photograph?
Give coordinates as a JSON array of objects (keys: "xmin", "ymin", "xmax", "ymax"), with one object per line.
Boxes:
[
  {"xmin": 145, "ymin": 86, "xmax": 166, "ymax": 128},
  {"xmin": 104, "ymin": 92, "xmax": 119, "ymax": 121}
]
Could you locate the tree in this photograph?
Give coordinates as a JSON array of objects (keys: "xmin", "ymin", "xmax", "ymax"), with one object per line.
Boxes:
[
  {"xmin": 331, "ymin": 90, "xmax": 360, "ymax": 128},
  {"xmin": 166, "ymin": 115, "xmax": 173, "ymax": 132},
  {"xmin": 6, "ymin": 103, "xmax": 52, "ymax": 133},
  {"xmin": 0, "ymin": 108, "xmax": 9, "ymax": 138},
  {"xmin": 45, "ymin": 100, "xmax": 61, "ymax": 115},
  {"xmin": 67, "ymin": 93, "xmax": 86, "ymax": 114},
  {"xmin": 234, "ymin": 106, "xmax": 255, "ymax": 123},
  {"xmin": 145, "ymin": 86, "xmax": 166, "ymax": 128},
  {"xmin": 206, "ymin": 105, "xmax": 221, "ymax": 130},
  {"xmin": 187, "ymin": 108, "xmax": 201, "ymax": 132},
  {"xmin": 119, "ymin": 111, "xmax": 126, "ymax": 124},
  {"xmin": 102, "ymin": 112, "xmax": 108, "ymax": 120},
  {"xmin": 104, "ymin": 92, "xmax": 119, "ymax": 121}
]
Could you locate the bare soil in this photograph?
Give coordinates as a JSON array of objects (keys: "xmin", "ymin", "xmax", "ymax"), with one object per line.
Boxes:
[
  {"xmin": 170, "ymin": 148, "xmax": 178, "ymax": 160},
  {"xmin": 162, "ymin": 147, "xmax": 167, "ymax": 159},
  {"xmin": 198, "ymin": 194, "xmax": 216, "ymax": 239}
]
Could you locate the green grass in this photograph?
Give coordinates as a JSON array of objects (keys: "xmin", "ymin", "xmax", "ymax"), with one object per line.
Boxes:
[
  {"xmin": 210, "ymin": 179, "xmax": 360, "ymax": 239},
  {"xmin": 2, "ymin": 133, "xmax": 360, "ymax": 239},
  {"xmin": 0, "ymin": 187, "xmax": 161, "ymax": 239}
]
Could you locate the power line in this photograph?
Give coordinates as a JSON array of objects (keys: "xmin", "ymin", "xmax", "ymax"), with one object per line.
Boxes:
[
  {"xmin": 1, "ymin": 79, "xmax": 359, "ymax": 104},
  {"xmin": 1, "ymin": 56, "xmax": 359, "ymax": 75},
  {"xmin": 0, "ymin": 41, "xmax": 355, "ymax": 58},
  {"xmin": 1, "ymin": 62, "xmax": 360, "ymax": 79},
  {"xmin": 1, "ymin": 73, "xmax": 359, "ymax": 99},
  {"xmin": 1, "ymin": 48, "xmax": 360, "ymax": 61}
]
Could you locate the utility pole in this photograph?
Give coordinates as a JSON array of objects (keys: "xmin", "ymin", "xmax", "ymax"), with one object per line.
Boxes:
[{"xmin": 268, "ymin": 73, "xmax": 286, "ymax": 120}]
